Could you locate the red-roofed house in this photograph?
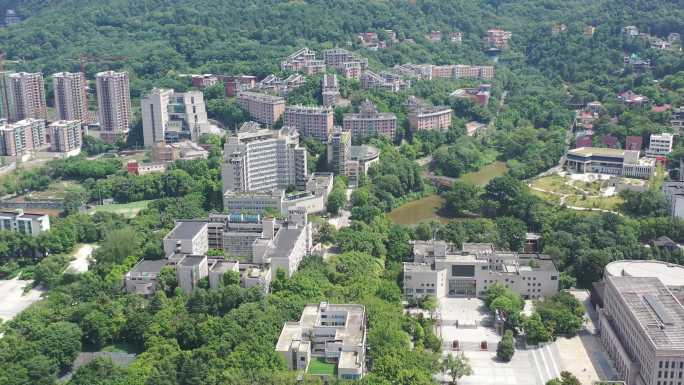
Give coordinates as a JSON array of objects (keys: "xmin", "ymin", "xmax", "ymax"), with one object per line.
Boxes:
[
  {"xmin": 651, "ymin": 104, "xmax": 672, "ymax": 113},
  {"xmin": 625, "ymin": 136, "xmax": 643, "ymax": 151},
  {"xmin": 601, "ymin": 135, "xmax": 619, "ymax": 148},
  {"xmin": 576, "ymin": 136, "xmax": 593, "ymax": 148}
]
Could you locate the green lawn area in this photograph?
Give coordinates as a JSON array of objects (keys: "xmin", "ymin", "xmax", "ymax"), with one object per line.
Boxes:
[
  {"xmin": 88, "ymin": 200, "xmax": 153, "ymax": 218},
  {"xmin": 565, "ymin": 195, "xmax": 623, "ymax": 211},
  {"xmin": 307, "ymin": 357, "xmax": 337, "ymax": 376},
  {"xmin": 459, "ymin": 161, "xmax": 509, "ymax": 186}
]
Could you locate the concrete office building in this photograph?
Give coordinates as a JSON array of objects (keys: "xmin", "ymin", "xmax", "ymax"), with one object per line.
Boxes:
[
  {"xmin": 276, "ymin": 302, "xmax": 367, "ymax": 380},
  {"xmin": 176, "ymin": 255, "xmax": 209, "ymax": 292},
  {"xmin": 236, "ymin": 91, "xmax": 285, "ymax": 126},
  {"xmin": 566, "ymin": 147, "xmax": 656, "ymax": 179},
  {"xmin": 223, "ymin": 173, "xmax": 334, "ymax": 215},
  {"xmin": 0, "ymin": 209, "xmax": 50, "ymax": 236},
  {"xmin": 0, "ymin": 118, "xmax": 47, "ymax": 158},
  {"xmin": 52, "ymin": 72, "xmax": 88, "ymax": 123},
  {"xmin": 221, "ymin": 122, "xmax": 308, "ymax": 193},
  {"xmin": 163, "ymin": 221, "xmax": 209, "ymax": 257},
  {"xmin": 322, "ymin": 74, "xmax": 340, "ymax": 107},
  {"xmin": 327, "ymin": 130, "xmax": 379, "ymax": 187},
  {"xmin": 596, "ymin": 260, "xmax": 684, "ymax": 385},
  {"xmin": 141, "ymin": 88, "xmax": 212, "ymax": 147},
  {"xmin": 281, "ymin": 48, "xmax": 326, "ymax": 75},
  {"xmin": 342, "ymin": 100, "xmax": 396, "ymax": 140},
  {"xmin": 403, "ymin": 240, "xmax": 559, "ymax": 299},
  {"xmin": 3, "ymin": 72, "xmax": 47, "ymax": 121},
  {"xmin": 48, "ymin": 120, "xmax": 82, "ymax": 155},
  {"xmin": 646, "ymin": 133, "xmax": 674, "ymax": 158},
  {"xmin": 96, "ymin": 71, "xmax": 132, "ymax": 143},
  {"xmin": 284, "ymin": 105, "xmax": 334, "ymax": 140}
]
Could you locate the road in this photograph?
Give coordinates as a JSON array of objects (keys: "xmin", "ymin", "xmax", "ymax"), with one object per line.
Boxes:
[
  {"xmin": 0, "ymin": 278, "xmax": 44, "ymax": 323},
  {"xmin": 66, "ymin": 244, "xmax": 98, "ymax": 273}
]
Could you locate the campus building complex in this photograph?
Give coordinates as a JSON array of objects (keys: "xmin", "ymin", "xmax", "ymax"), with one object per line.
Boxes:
[
  {"xmin": 360, "ymin": 70, "xmax": 410, "ymax": 92},
  {"xmin": 407, "ymin": 98, "xmax": 452, "ymax": 132},
  {"xmin": 221, "ymin": 122, "xmax": 308, "ymax": 193},
  {"xmin": 0, "ymin": 118, "xmax": 47, "ymax": 158},
  {"xmin": 402, "ymin": 240, "xmax": 559, "ymax": 300},
  {"xmin": 125, "ymin": 210, "xmax": 312, "ymax": 295},
  {"xmin": 566, "ymin": 147, "xmax": 656, "ymax": 179},
  {"xmin": 141, "ymin": 88, "xmax": 213, "ymax": 147},
  {"xmin": 3, "ymin": 72, "xmax": 47, "ymax": 121},
  {"xmin": 327, "ymin": 130, "xmax": 379, "ymax": 187},
  {"xmin": 236, "ymin": 91, "xmax": 285, "ymax": 126},
  {"xmin": 96, "ymin": 71, "xmax": 132, "ymax": 143},
  {"xmin": 323, "ymin": 48, "xmax": 368, "ymax": 79},
  {"xmin": 281, "ymin": 48, "xmax": 326, "ymax": 75},
  {"xmin": 276, "ymin": 302, "xmax": 366, "ymax": 380},
  {"xmin": 342, "ymin": 100, "xmax": 397, "ymax": 140},
  {"xmin": 52, "ymin": 72, "xmax": 89, "ymax": 123},
  {"xmin": 0, "ymin": 209, "xmax": 50, "ymax": 236},
  {"xmin": 595, "ymin": 260, "xmax": 684, "ymax": 385},
  {"xmin": 48, "ymin": 120, "xmax": 82, "ymax": 155},
  {"xmin": 284, "ymin": 105, "xmax": 334, "ymax": 140}
]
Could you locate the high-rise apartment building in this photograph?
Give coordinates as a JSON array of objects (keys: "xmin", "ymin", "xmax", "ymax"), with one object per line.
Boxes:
[
  {"xmin": 342, "ymin": 100, "xmax": 397, "ymax": 140},
  {"xmin": 222, "ymin": 122, "xmax": 308, "ymax": 193},
  {"xmin": 141, "ymin": 88, "xmax": 211, "ymax": 147},
  {"xmin": 95, "ymin": 71, "xmax": 132, "ymax": 143},
  {"xmin": 52, "ymin": 72, "xmax": 88, "ymax": 123},
  {"xmin": 284, "ymin": 105, "xmax": 334, "ymax": 140},
  {"xmin": 3, "ymin": 72, "xmax": 47, "ymax": 121},
  {"xmin": 236, "ymin": 91, "xmax": 285, "ymax": 126},
  {"xmin": 0, "ymin": 119, "xmax": 46, "ymax": 157},
  {"xmin": 48, "ymin": 120, "xmax": 82, "ymax": 155},
  {"xmin": 322, "ymin": 74, "xmax": 340, "ymax": 107}
]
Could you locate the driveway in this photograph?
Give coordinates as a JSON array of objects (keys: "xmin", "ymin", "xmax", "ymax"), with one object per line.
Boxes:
[
  {"xmin": 0, "ymin": 278, "xmax": 44, "ymax": 322},
  {"xmin": 66, "ymin": 244, "xmax": 97, "ymax": 273}
]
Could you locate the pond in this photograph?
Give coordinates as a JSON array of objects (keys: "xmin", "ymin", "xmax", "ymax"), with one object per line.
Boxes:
[
  {"xmin": 387, "ymin": 161, "xmax": 509, "ymax": 226},
  {"xmin": 459, "ymin": 161, "xmax": 509, "ymax": 186}
]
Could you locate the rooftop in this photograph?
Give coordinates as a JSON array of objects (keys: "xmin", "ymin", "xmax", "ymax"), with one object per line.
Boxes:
[
  {"xmin": 130, "ymin": 259, "xmax": 167, "ymax": 275},
  {"xmin": 568, "ymin": 147, "xmax": 626, "ymax": 158},
  {"xmin": 350, "ymin": 145, "xmax": 380, "ymax": 161},
  {"xmin": 166, "ymin": 221, "xmax": 207, "ymax": 240},
  {"xmin": 268, "ymin": 226, "xmax": 305, "ymax": 260},
  {"xmin": 179, "ymin": 255, "xmax": 206, "ymax": 267},
  {"xmin": 609, "ymin": 276, "xmax": 684, "ymax": 351},
  {"xmin": 605, "ymin": 260, "xmax": 684, "ymax": 287}
]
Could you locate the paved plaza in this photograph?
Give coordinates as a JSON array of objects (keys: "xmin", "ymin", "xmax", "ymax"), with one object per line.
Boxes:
[
  {"xmin": 434, "ymin": 295, "xmax": 617, "ymax": 385},
  {"xmin": 0, "ymin": 278, "xmax": 44, "ymax": 322}
]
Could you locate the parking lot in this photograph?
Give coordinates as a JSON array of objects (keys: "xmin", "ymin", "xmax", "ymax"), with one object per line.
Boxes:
[{"xmin": 434, "ymin": 296, "xmax": 616, "ymax": 385}]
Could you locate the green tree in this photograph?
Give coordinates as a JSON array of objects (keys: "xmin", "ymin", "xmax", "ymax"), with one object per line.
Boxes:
[
  {"xmin": 442, "ymin": 352, "xmax": 473, "ymax": 385},
  {"xmin": 496, "ymin": 330, "xmax": 515, "ymax": 362},
  {"xmin": 444, "ymin": 181, "xmax": 482, "ymax": 216}
]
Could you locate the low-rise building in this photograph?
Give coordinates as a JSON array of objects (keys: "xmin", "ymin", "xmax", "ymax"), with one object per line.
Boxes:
[
  {"xmin": 123, "ymin": 259, "xmax": 168, "ymax": 296},
  {"xmin": 662, "ymin": 180, "xmax": 684, "ymax": 219},
  {"xmin": 256, "ymin": 74, "xmax": 306, "ymax": 95},
  {"xmin": 566, "ymin": 147, "xmax": 655, "ymax": 179},
  {"xmin": 360, "ymin": 71, "xmax": 410, "ymax": 92},
  {"xmin": 163, "ymin": 221, "xmax": 209, "ymax": 257},
  {"xmin": 673, "ymin": 107, "xmax": 684, "ymax": 133},
  {"xmin": 450, "ymin": 84, "xmax": 491, "ymax": 106},
  {"xmin": 284, "ymin": 105, "xmax": 334, "ymax": 140},
  {"xmin": 402, "ymin": 241, "xmax": 559, "ymax": 300},
  {"xmin": 619, "ymin": 91, "xmax": 649, "ymax": 108},
  {"xmin": 645, "ymin": 133, "xmax": 674, "ymax": 157},
  {"xmin": 48, "ymin": 120, "xmax": 82, "ymax": 156},
  {"xmin": 150, "ymin": 140, "xmax": 209, "ymax": 162},
  {"xmin": 322, "ymin": 74, "xmax": 340, "ymax": 107},
  {"xmin": 485, "ymin": 29, "xmax": 512, "ymax": 49},
  {"xmin": 221, "ymin": 75, "xmax": 257, "ymax": 97},
  {"xmin": 276, "ymin": 302, "xmax": 366, "ymax": 380},
  {"xmin": 625, "ymin": 136, "xmax": 643, "ymax": 151},
  {"xmin": 191, "ymin": 74, "xmax": 218, "ymax": 89},
  {"xmin": 465, "ymin": 121, "xmax": 486, "ymax": 137},
  {"xmin": 126, "ymin": 160, "xmax": 167, "ymax": 175},
  {"xmin": 342, "ymin": 100, "xmax": 396, "ymax": 140},
  {"xmin": 0, "ymin": 209, "xmax": 50, "ymax": 236},
  {"xmin": 236, "ymin": 91, "xmax": 285, "ymax": 126},
  {"xmin": 281, "ymin": 48, "xmax": 326, "ymax": 75},
  {"xmin": 176, "ymin": 255, "xmax": 209, "ymax": 292},
  {"xmin": 450, "ymin": 32, "xmax": 463, "ymax": 44}
]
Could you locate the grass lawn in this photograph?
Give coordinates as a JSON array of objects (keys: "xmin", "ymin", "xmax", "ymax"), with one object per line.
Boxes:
[
  {"xmin": 564, "ymin": 195, "xmax": 623, "ymax": 211},
  {"xmin": 530, "ymin": 175, "xmax": 567, "ymax": 193},
  {"xmin": 88, "ymin": 200, "xmax": 153, "ymax": 218},
  {"xmin": 307, "ymin": 357, "xmax": 337, "ymax": 376},
  {"xmin": 459, "ymin": 161, "xmax": 509, "ymax": 186}
]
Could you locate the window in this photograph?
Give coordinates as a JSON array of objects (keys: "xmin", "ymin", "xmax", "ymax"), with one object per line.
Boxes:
[
  {"xmin": 300, "ymin": 357, "xmax": 306, "ymax": 361},
  {"xmin": 551, "ymin": 276, "xmax": 558, "ymax": 280}
]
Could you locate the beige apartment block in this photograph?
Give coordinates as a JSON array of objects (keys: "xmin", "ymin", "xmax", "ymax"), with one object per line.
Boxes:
[
  {"xmin": 236, "ymin": 91, "xmax": 285, "ymax": 126},
  {"xmin": 342, "ymin": 100, "xmax": 396, "ymax": 140},
  {"xmin": 284, "ymin": 105, "xmax": 334, "ymax": 140},
  {"xmin": 4, "ymin": 72, "xmax": 47, "ymax": 121},
  {"xmin": 52, "ymin": 72, "xmax": 88, "ymax": 123},
  {"xmin": 48, "ymin": 120, "xmax": 82, "ymax": 155}
]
